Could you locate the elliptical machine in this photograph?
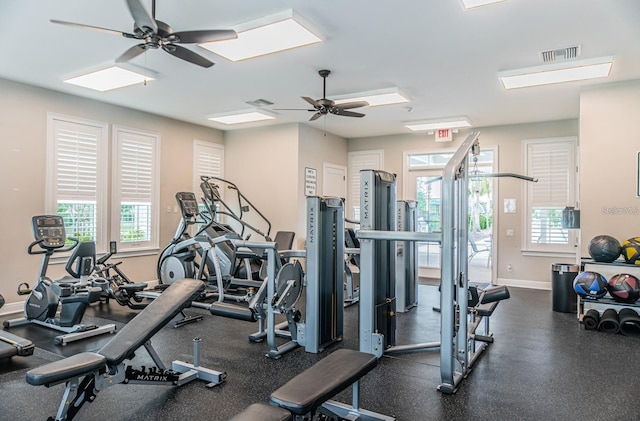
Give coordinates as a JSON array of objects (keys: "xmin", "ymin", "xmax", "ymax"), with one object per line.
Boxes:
[{"xmin": 3, "ymin": 215, "xmax": 116, "ymax": 345}]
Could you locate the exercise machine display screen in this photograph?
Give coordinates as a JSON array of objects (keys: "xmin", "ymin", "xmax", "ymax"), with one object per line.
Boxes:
[
  {"xmin": 32, "ymin": 215, "xmax": 66, "ymax": 249},
  {"xmin": 175, "ymin": 192, "xmax": 200, "ymax": 218}
]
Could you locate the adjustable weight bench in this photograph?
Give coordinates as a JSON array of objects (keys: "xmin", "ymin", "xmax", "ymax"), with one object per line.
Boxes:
[
  {"xmin": 230, "ymin": 348, "xmax": 395, "ymax": 421},
  {"xmin": 0, "ymin": 330, "xmax": 35, "ymax": 359},
  {"xmin": 26, "ymin": 278, "xmax": 225, "ymax": 421}
]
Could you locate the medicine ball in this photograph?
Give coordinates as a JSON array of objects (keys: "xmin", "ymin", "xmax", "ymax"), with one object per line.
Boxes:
[
  {"xmin": 621, "ymin": 237, "xmax": 640, "ymax": 265},
  {"xmin": 607, "ymin": 273, "xmax": 640, "ymax": 303},
  {"xmin": 573, "ymin": 271, "xmax": 608, "ymax": 299},
  {"xmin": 588, "ymin": 235, "xmax": 621, "ymax": 263}
]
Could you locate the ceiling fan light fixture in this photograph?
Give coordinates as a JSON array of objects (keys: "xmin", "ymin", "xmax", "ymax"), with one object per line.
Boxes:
[
  {"xmin": 63, "ymin": 66, "xmax": 154, "ymax": 91},
  {"xmin": 498, "ymin": 56, "xmax": 614, "ymax": 89},
  {"xmin": 199, "ymin": 10, "xmax": 321, "ymax": 61},
  {"xmin": 333, "ymin": 87, "xmax": 410, "ymax": 107},
  {"xmin": 405, "ymin": 117, "xmax": 472, "ymax": 131},
  {"xmin": 462, "ymin": 0, "xmax": 507, "ymax": 10},
  {"xmin": 207, "ymin": 108, "xmax": 277, "ymax": 125}
]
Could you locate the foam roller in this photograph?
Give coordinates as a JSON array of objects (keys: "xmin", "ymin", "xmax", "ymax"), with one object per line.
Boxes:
[
  {"xmin": 583, "ymin": 309, "xmax": 600, "ymax": 330},
  {"xmin": 618, "ymin": 308, "xmax": 640, "ymax": 337},
  {"xmin": 598, "ymin": 308, "xmax": 620, "ymax": 334}
]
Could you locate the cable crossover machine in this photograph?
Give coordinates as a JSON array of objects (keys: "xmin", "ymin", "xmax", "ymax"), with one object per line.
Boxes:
[{"xmin": 357, "ymin": 131, "xmax": 536, "ymax": 393}]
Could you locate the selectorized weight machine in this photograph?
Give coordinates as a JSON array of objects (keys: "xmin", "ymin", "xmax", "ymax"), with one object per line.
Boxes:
[
  {"xmin": 242, "ymin": 196, "xmax": 344, "ymax": 358},
  {"xmin": 358, "ymin": 132, "xmax": 512, "ymax": 393}
]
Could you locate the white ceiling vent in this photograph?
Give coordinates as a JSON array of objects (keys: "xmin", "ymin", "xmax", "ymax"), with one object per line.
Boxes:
[{"xmin": 540, "ymin": 45, "xmax": 582, "ymax": 63}]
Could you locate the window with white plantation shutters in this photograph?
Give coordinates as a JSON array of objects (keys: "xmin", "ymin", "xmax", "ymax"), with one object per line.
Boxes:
[
  {"xmin": 193, "ymin": 140, "xmax": 224, "ymax": 224},
  {"xmin": 112, "ymin": 126, "xmax": 160, "ymax": 250},
  {"xmin": 347, "ymin": 150, "xmax": 383, "ymax": 222},
  {"xmin": 46, "ymin": 114, "xmax": 108, "ymax": 248},
  {"xmin": 193, "ymin": 140, "xmax": 223, "ymax": 193},
  {"xmin": 523, "ymin": 137, "xmax": 577, "ymax": 253}
]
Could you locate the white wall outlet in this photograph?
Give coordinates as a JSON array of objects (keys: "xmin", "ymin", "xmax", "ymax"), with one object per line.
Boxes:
[{"xmin": 506, "ymin": 229, "xmax": 514, "ymax": 237}]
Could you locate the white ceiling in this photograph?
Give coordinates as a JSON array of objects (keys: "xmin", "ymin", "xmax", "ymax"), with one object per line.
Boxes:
[{"xmin": 1, "ymin": 0, "xmax": 639, "ymax": 139}]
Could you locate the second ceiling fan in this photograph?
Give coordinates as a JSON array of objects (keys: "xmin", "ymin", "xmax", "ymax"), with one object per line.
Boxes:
[{"xmin": 281, "ymin": 70, "xmax": 369, "ymax": 121}]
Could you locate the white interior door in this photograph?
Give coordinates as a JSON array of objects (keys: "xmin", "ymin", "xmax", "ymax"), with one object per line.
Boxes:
[{"xmin": 323, "ymin": 162, "xmax": 347, "ymax": 198}]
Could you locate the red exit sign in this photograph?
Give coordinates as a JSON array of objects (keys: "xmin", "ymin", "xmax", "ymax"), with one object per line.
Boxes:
[{"xmin": 436, "ymin": 128, "xmax": 452, "ymax": 142}]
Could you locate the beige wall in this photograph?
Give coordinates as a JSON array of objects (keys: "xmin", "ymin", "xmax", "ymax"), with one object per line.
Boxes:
[
  {"xmin": 297, "ymin": 124, "xmax": 348, "ymax": 247},
  {"xmin": 223, "ymin": 123, "xmax": 347, "ymax": 250},
  {"xmin": 348, "ymin": 120, "xmax": 579, "ymax": 287},
  {"xmin": 0, "ymin": 78, "xmax": 223, "ymax": 303},
  {"xmin": 223, "ymin": 124, "xmax": 300, "ymax": 245},
  {"xmin": 580, "ymin": 80, "xmax": 640, "ymax": 255}
]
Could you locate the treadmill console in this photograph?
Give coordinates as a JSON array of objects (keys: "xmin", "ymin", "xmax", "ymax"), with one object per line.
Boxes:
[
  {"xmin": 32, "ymin": 215, "xmax": 67, "ymax": 249},
  {"xmin": 175, "ymin": 192, "xmax": 200, "ymax": 219}
]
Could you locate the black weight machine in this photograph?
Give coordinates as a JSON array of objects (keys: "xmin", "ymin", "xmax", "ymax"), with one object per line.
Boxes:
[{"xmin": 3, "ymin": 215, "xmax": 116, "ymax": 345}]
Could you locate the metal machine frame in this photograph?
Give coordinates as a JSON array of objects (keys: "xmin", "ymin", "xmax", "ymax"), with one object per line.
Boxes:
[{"xmin": 358, "ymin": 132, "xmax": 506, "ymax": 393}]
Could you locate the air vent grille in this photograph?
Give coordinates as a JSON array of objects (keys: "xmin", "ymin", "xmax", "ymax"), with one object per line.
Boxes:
[
  {"xmin": 540, "ymin": 45, "xmax": 581, "ymax": 63},
  {"xmin": 246, "ymin": 99, "xmax": 274, "ymax": 107}
]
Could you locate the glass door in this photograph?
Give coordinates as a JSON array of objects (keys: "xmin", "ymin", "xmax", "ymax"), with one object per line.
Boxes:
[{"xmin": 406, "ymin": 149, "xmax": 495, "ymax": 282}]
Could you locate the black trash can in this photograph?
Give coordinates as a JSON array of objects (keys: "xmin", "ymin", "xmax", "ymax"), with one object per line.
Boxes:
[{"xmin": 551, "ymin": 263, "xmax": 579, "ymax": 313}]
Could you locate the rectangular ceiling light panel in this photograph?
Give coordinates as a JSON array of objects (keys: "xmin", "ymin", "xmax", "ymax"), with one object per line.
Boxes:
[
  {"xmin": 64, "ymin": 66, "xmax": 153, "ymax": 91},
  {"xmin": 333, "ymin": 88, "xmax": 410, "ymax": 107},
  {"xmin": 498, "ymin": 56, "xmax": 614, "ymax": 89},
  {"xmin": 199, "ymin": 10, "xmax": 321, "ymax": 61},
  {"xmin": 405, "ymin": 117, "xmax": 472, "ymax": 131},
  {"xmin": 207, "ymin": 109, "xmax": 276, "ymax": 125},
  {"xmin": 462, "ymin": 0, "xmax": 507, "ymax": 9}
]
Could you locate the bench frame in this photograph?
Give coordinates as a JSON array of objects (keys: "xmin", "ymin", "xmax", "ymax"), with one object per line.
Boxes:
[
  {"xmin": 26, "ymin": 279, "xmax": 224, "ymax": 421},
  {"xmin": 269, "ymin": 349, "xmax": 394, "ymax": 421}
]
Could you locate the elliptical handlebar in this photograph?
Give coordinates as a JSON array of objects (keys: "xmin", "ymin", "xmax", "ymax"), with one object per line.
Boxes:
[
  {"xmin": 27, "ymin": 237, "xmax": 79, "ymax": 255},
  {"xmin": 199, "ymin": 175, "xmax": 272, "ymax": 241}
]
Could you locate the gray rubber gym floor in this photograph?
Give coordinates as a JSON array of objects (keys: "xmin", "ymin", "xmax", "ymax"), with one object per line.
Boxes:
[{"xmin": 1, "ymin": 285, "xmax": 639, "ymax": 421}]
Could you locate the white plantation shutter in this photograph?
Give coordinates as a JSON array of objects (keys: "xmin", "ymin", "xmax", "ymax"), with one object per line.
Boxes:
[
  {"xmin": 529, "ymin": 146, "xmax": 571, "ymax": 206},
  {"xmin": 46, "ymin": 114, "xmax": 108, "ymax": 246},
  {"xmin": 524, "ymin": 137, "xmax": 577, "ymax": 252},
  {"xmin": 193, "ymin": 140, "xmax": 224, "ymax": 193},
  {"xmin": 56, "ymin": 126, "xmax": 98, "ymax": 197},
  {"xmin": 119, "ymin": 136, "xmax": 153, "ymax": 201},
  {"xmin": 112, "ymin": 126, "xmax": 160, "ymax": 249},
  {"xmin": 348, "ymin": 150, "xmax": 383, "ymax": 221}
]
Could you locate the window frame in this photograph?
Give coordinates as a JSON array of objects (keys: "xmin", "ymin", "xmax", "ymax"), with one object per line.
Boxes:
[
  {"xmin": 522, "ymin": 136, "xmax": 578, "ymax": 255},
  {"xmin": 110, "ymin": 125, "xmax": 161, "ymax": 253},
  {"xmin": 45, "ymin": 113, "xmax": 109, "ymax": 252}
]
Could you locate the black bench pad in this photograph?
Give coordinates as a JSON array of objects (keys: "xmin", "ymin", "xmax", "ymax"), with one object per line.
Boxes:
[
  {"xmin": 26, "ymin": 352, "xmax": 106, "ymax": 386},
  {"xmin": 99, "ymin": 278, "xmax": 204, "ymax": 366},
  {"xmin": 270, "ymin": 349, "xmax": 378, "ymax": 415},
  {"xmin": 0, "ymin": 331, "xmax": 35, "ymax": 357},
  {"xmin": 229, "ymin": 403, "xmax": 292, "ymax": 421},
  {"xmin": 480, "ymin": 285, "xmax": 510, "ymax": 305}
]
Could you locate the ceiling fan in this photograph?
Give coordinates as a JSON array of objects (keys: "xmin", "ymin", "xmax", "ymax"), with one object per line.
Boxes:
[
  {"xmin": 51, "ymin": 0, "xmax": 237, "ymax": 68},
  {"xmin": 279, "ymin": 70, "xmax": 369, "ymax": 121}
]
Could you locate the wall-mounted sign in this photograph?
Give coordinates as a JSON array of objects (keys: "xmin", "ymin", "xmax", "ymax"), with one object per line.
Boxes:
[
  {"xmin": 435, "ymin": 128, "xmax": 453, "ymax": 142},
  {"xmin": 305, "ymin": 167, "xmax": 317, "ymax": 196}
]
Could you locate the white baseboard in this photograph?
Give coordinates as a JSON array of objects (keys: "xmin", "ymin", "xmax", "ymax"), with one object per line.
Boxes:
[
  {"xmin": 0, "ymin": 301, "xmax": 25, "ymax": 316},
  {"xmin": 496, "ymin": 277, "xmax": 551, "ymax": 290}
]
